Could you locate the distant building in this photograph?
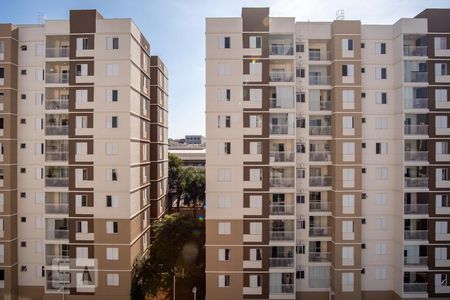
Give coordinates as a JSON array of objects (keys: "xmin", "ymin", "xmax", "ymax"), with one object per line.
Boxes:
[
  {"xmin": 185, "ymin": 135, "xmax": 205, "ymax": 144},
  {"xmin": 169, "ymin": 148, "xmax": 206, "ymax": 170}
]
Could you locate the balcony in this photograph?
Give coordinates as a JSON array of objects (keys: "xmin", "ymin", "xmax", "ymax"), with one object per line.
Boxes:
[
  {"xmin": 46, "ymin": 47, "xmax": 69, "ymax": 58},
  {"xmin": 309, "ymin": 252, "xmax": 331, "ymax": 262},
  {"xmin": 45, "ymin": 177, "xmax": 69, "ymax": 187},
  {"xmin": 404, "ymin": 256, "xmax": 428, "ymax": 266},
  {"xmin": 309, "ymin": 201, "xmax": 331, "ymax": 212},
  {"xmin": 309, "ymin": 50, "xmax": 331, "ymax": 61},
  {"xmin": 270, "ymin": 98, "xmax": 294, "ymax": 109},
  {"xmin": 404, "ymin": 71, "xmax": 428, "ymax": 83},
  {"xmin": 270, "ymin": 204, "xmax": 295, "ymax": 215},
  {"xmin": 404, "ymin": 204, "xmax": 428, "ymax": 215},
  {"xmin": 405, "ymin": 151, "xmax": 428, "ymax": 161},
  {"xmin": 404, "ymin": 125, "xmax": 428, "ymax": 135},
  {"xmin": 404, "ymin": 98, "xmax": 428, "ymax": 110},
  {"xmin": 45, "ymin": 73, "xmax": 69, "ymax": 84},
  {"xmin": 309, "ymin": 151, "xmax": 331, "ymax": 162},
  {"xmin": 45, "ymin": 203, "xmax": 69, "ymax": 214},
  {"xmin": 269, "ymin": 231, "xmax": 295, "ymax": 241},
  {"xmin": 309, "ymin": 126, "xmax": 331, "ymax": 136},
  {"xmin": 46, "ymin": 255, "xmax": 70, "ymax": 266},
  {"xmin": 404, "ymin": 230, "xmax": 428, "ymax": 240},
  {"xmin": 46, "ymin": 229, "xmax": 69, "ymax": 240},
  {"xmin": 309, "ymin": 176, "xmax": 332, "ymax": 187},
  {"xmin": 45, "ymin": 125, "xmax": 68, "ymax": 136},
  {"xmin": 45, "ymin": 99, "xmax": 69, "ymax": 110},
  {"xmin": 46, "ymin": 151, "xmax": 69, "ymax": 161},
  {"xmin": 270, "ymin": 124, "xmax": 291, "ymax": 135},
  {"xmin": 309, "ymin": 101, "xmax": 331, "ymax": 111},
  {"xmin": 270, "ymin": 151, "xmax": 295, "ymax": 163},
  {"xmin": 404, "ymin": 178, "xmax": 428, "ymax": 188},
  {"xmin": 403, "ymin": 283, "xmax": 427, "ymax": 293},
  {"xmin": 403, "ymin": 46, "xmax": 428, "ymax": 57},
  {"xmin": 309, "ymin": 226, "xmax": 331, "ymax": 237},
  {"xmin": 270, "ymin": 177, "xmax": 295, "ymax": 188},
  {"xmin": 309, "ymin": 75, "xmax": 331, "ymax": 85},
  {"xmin": 270, "ymin": 284, "xmax": 294, "ymax": 294},
  {"xmin": 270, "ymin": 45, "xmax": 294, "ymax": 56},
  {"xmin": 269, "ymin": 71, "xmax": 294, "ymax": 82},
  {"xmin": 269, "ymin": 257, "xmax": 295, "ymax": 268}
]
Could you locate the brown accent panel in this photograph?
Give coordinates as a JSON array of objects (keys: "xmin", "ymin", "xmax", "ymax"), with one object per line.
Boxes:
[
  {"xmin": 429, "ymin": 192, "xmax": 450, "ymax": 217},
  {"xmin": 68, "ymin": 165, "xmax": 94, "ymax": 191},
  {"xmin": 430, "ymin": 87, "xmax": 450, "ymax": 111},
  {"xmin": 330, "ymin": 242, "xmax": 362, "ymax": 269},
  {"xmin": 242, "ymin": 8, "xmax": 270, "ymax": 32},
  {"xmin": 242, "ymin": 273, "xmax": 269, "ymax": 299},
  {"xmin": 68, "ymin": 192, "xmax": 94, "ymax": 217},
  {"xmin": 0, "ymin": 25, "xmax": 18, "ymax": 64},
  {"xmin": 69, "ymin": 60, "xmax": 95, "ymax": 84},
  {"xmin": 243, "ymin": 85, "xmax": 270, "ymax": 111},
  {"xmin": 206, "ymin": 220, "xmax": 243, "ymax": 245},
  {"xmin": 331, "ymin": 113, "xmax": 362, "ymax": 138},
  {"xmin": 243, "ymin": 138, "xmax": 269, "ymax": 165},
  {"xmin": 69, "ymin": 244, "xmax": 94, "ymax": 259},
  {"xmin": 332, "ymin": 87, "xmax": 362, "ymax": 112},
  {"xmin": 332, "ymin": 191, "xmax": 362, "ymax": 217},
  {"xmin": 429, "ymin": 245, "xmax": 450, "ymax": 269},
  {"xmin": 243, "ymin": 112, "xmax": 269, "ymax": 138},
  {"xmin": 330, "ymin": 34, "xmax": 361, "ymax": 61},
  {"xmin": 428, "ymin": 60, "xmax": 450, "ymax": 85},
  {"xmin": 331, "ymin": 139, "xmax": 362, "ymax": 164},
  {"xmin": 243, "ymin": 193, "xmax": 269, "ymax": 217},
  {"xmin": 70, "ymin": 10, "xmax": 99, "ymax": 33},
  {"xmin": 416, "ymin": 9, "xmax": 450, "ymax": 33},
  {"xmin": 68, "ymin": 112, "xmax": 93, "ymax": 138},
  {"xmin": 331, "ymin": 20, "xmax": 361, "ymax": 35},
  {"xmin": 330, "ymin": 217, "xmax": 362, "ymax": 243},
  {"xmin": 205, "ymin": 273, "xmax": 243, "ymax": 300},
  {"xmin": 69, "ymin": 87, "xmax": 94, "ymax": 110},
  {"xmin": 0, "ymin": 265, "xmax": 18, "ymax": 299},
  {"xmin": 69, "ymin": 218, "xmax": 94, "ymax": 243},
  {"xmin": 94, "ymin": 218, "xmax": 131, "ymax": 244},
  {"xmin": 242, "ymin": 165, "xmax": 269, "ymax": 191},
  {"xmin": 243, "ymin": 219, "xmax": 269, "ymax": 245},
  {"xmin": 0, "ymin": 191, "xmax": 16, "ymax": 216},
  {"xmin": 331, "ymin": 166, "xmax": 362, "ymax": 191},
  {"xmin": 69, "ymin": 34, "xmax": 95, "ymax": 59},
  {"xmin": 360, "ymin": 291, "xmax": 401, "ymax": 300},
  {"xmin": 429, "ymin": 218, "xmax": 450, "ymax": 244},
  {"xmin": 243, "ymin": 59, "xmax": 269, "ymax": 84},
  {"xmin": 429, "ymin": 271, "xmax": 450, "ymax": 298},
  {"xmin": 296, "ymin": 292, "xmax": 330, "ymax": 300},
  {"xmin": 0, "ymin": 89, "xmax": 18, "ymax": 114},
  {"xmin": 95, "ymin": 245, "xmax": 131, "ymax": 270},
  {"xmin": 68, "ymin": 139, "xmax": 94, "ymax": 164},
  {"xmin": 426, "ymin": 34, "xmax": 450, "ymax": 59},
  {"xmin": 242, "ymin": 32, "xmax": 269, "ymax": 57}
]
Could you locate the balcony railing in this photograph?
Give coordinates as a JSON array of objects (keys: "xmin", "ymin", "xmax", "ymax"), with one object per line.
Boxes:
[
  {"xmin": 45, "ymin": 73, "xmax": 69, "ymax": 84},
  {"xmin": 46, "ymin": 229, "xmax": 69, "ymax": 240},
  {"xmin": 270, "ymin": 177, "xmax": 295, "ymax": 188},
  {"xmin": 404, "ymin": 204, "xmax": 429, "ymax": 214},
  {"xmin": 404, "ymin": 151, "xmax": 428, "ymax": 161},
  {"xmin": 404, "ymin": 98, "xmax": 428, "ymax": 109},
  {"xmin": 404, "ymin": 256, "xmax": 428, "ymax": 266},
  {"xmin": 45, "ymin": 152, "xmax": 69, "ymax": 162},
  {"xmin": 45, "ymin": 203, "xmax": 69, "ymax": 214},
  {"xmin": 404, "ymin": 230, "xmax": 428, "ymax": 240},
  {"xmin": 45, "ymin": 99, "xmax": 69, "ymax": 110},
  {"xmin": 403, "ymin": 46, "xmax": 428, "ymax": 57},
  {"xmin": 309, "ymin": 176, "xmax": 332, "ymax": 187},
  {"xmin": 405, "ymin": 71, "xmax": 428, "ymax": 83},
  {"xmin": 270, "ymin": 45, "xmax": 294, "ymax": 56},
  {"xmin": 269, "ymin": 257, "xmax": 295, "ymax": 268},
  {"xmin": 270, "ymin": 151, "xmax": 295, "ymax": 162},
  {"xmin": 403, "ymin": 282, "xmax": 427, "ymax": 293},
  {"xmin": 404, "ymin": 125, "xmax": 428, "ymax": 135},
  {"xmin": 309, "ymin": 201, "xmax": 331, "ymax": 212},
  {"xmin": 309, "ymin": 51, "xmax": 331, "ymax": 61},
  {"xmin": 309, "ymin": 226, "xmax": 331, "ymax": 237},
  {"xmin": 309, "ymin": 101, "xmax": 331, "ymax": 111},
  {"xmin": 270, "ymin": 98, "xmax": 294, "ymax": 109},
  {"xmin": 269, "ymin": 71, "xmax": 294, "ymax": 82},
  {"xmin": 405, "ymin": 177, "xmax": 428, "ymax": 188},
  {"xmin": 309, "ymin": 75, "xmax": 331, "ymax": 85},
  {"xmin": 270, "ymin": 204, "xmax": 295, "ymax": 215},
  {"xmin": 269, "ymin": 231, "xmax": 295, "ymax": 241},
  {"xmin": 46, "ymin": 255, "xmax": 70, "ymax": 266},
  {"xmin": 309, "ymin": 151, "xmax": 331, "ymax": 162},
  {"xmin": 309, "ymin": 125, "xmax": 331, "ymax": 136},
  {"xmin": 270, "ymin": 124, "xmax": 291, "ymax": 135},
  {"xmin": 270, "ymin": 284, "xmax": 294, "ymax": 294},
  {"xmin": 45, "ymin": 177, "xmax": 69, "ymax": 187},
  {"xmin": 45, "ymin": 125, "xmax": 69, "ymax": 136},
  {"xmin": 309, "ymin": 252, "xmax": 331, "ymax": 262},
  {"xmin": 46, "ymin": 48, "xmax": 70, "ymax": 58}
]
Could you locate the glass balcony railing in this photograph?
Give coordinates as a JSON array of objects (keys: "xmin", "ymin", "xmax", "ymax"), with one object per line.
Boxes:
[
  {"xmin": 270, "ymin": 124, "xmax": 293, "ymax": 135},
  {"xmin": 270, "ymin": 45, "xmax": 294, "ymax": 56},
  {"xmin": 404, "ymin": 230, "xmax": 428, "ymax": 240},
  {"xmin": 270, "ymin": 177, "xmax": 295, "ymax": 188},
  {"xmin": 45, "ymin": 203, "xmax": 69, "ymax": 214},
  {"xmin": 404, "ymin": 98, "xmax": 428, "ymax": 109},
  {"xmin": 270, "ymin": 151, "xmax": 295, "ymax": 162},
  {"xmin": 309, "ymin": 101, "xmax": 331, "ymax": 111},
  {"xmin": 404, "ymin": 204, "xmax": 428, "ymax": 214},
  {"xmin": 269, "ymin": 257, "xmax": 295, "ymax": 268},
  {"xmin": 45, "ymin": 99, "xmax": 69, "ymax": 110},
  {"xmin": 309, "ymin": 126, "xmax": 331, "ymax": 136},
  {"xmin": 309, "ymin": 75, "xmax": 330, "ymax": 85},
  {"xmin": 309, "ymin": 226, "xmax": 331, "ymax": 237},
  {"xmin": 45, "ymin": 177, "xmax": 69, "ymax": 187},
  {"xmin": 269, "ymin": 231, "xmax": 295, "ymax": 241},
  {"xmin": 404, "ymin": 256, "xmax": 428, "ymax": 266},
  {"xmin": 270, "ymin": 284, "xmax": 294, "ymax": 294},
  {"xmin": 45, "ymin": 73, "xmax": 69, "ymax": 84},
  {"xmin": 404, "ymin": 71, "xmax": 428, "ymax": 83},
  {"xmin": 404, "ymin": 151, "xmax": 428, "ymax": 161},
  {"xmin": 309, "ymin": 252, "xmax": 331, "ymax": 262},
  {"xmin": 45, "ymin": 229, "xmax": 69, "ymax": 240},
  {"xmin": 403, "ymin": 46, "xmax": 427, "ymax": 57},
  {"xmin": 404, "ymin": 125, "xmax": 428, "ymax": 135},
  {"xmin": 45, "ymin": 152, "xmax": 69, "ymax": 162},
  {"xmin": 309, "ymin": 176, "xmax": 332, "ymax": 187},
  {"xmin": 404, "ymin": 178, "xmax": 428, "ymax": 188},
  {"xmin": 45, "ymin": 125, "xmax": 69, "ymax": 136},
  {"xmin": 403, "ymin": 283, "xmax": 427, "ymax": 293},
  {"xmin": 309, "ymin": 151, "xmax": 331, "ymax": 162},
  {"xmin": 309, "ymin": 51, "xmax": 331, "ymax": 61},
  {"xmin": 269, "ymin": 204, "xmax": 295, "ymax": 215},
  {"xmin": 269, "ymin": 71, "xmax": 294, "ymax": 82},
  {"xmin": 46, "ymin": 48, "xmax": 70, "ymax": 58},
  {"xmin": 270, "ymin": 98, "xmax": 294, "ymax": 109},
  {"xmin": 309, "ymin": 201, "xmax": 331, "ymax": 212}
]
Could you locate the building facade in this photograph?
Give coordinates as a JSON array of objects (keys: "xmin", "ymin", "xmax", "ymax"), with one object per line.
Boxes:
[
  {"xmin": 0, "ymin": 9, "xmax": 168, "ymax": 299},
  {"xmin": 205, "ymin": 7, "xmax": 450, "ymax": 300}
]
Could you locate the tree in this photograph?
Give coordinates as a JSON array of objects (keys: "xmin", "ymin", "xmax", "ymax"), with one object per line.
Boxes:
[
  {"xmin": 131, "ymin": 213, "xmax": 205, "ymax": 300},
  {"xmin": 182, "ymin": 168, "xmax": 205, "ymax": 217},
  {"xmin": 168, "ymin": 153, "xmax": 184, "ymax": 211}
]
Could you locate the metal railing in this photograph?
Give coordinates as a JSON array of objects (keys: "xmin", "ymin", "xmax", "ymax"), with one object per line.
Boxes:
[
  {"xmin": 405, "ymin": 71, "xmax": 428, "ymax": 83},
  {"xmin": 269, "ymin": 204, "xmax": 295, "ymax": 215},
  {"xmin": 309, "ymin": 75, "xmax": 331, "ymax": 85},
  {"xmin": 269, "ymin": 257, "xmax": 295, "ymax": 268},
  {"xmin": 309, "ymin": 226, "xmax": 331, "ymax": 236},
  {"xmin": 45, "ymin": 125, "xmax": 69, "ymax": 135},
  {"xmin": 403, "ymin": 282, "xmax": 427, "ymax": 293},
  {"xmin": 270, "ymin": 177, "xmax": 295, "ymax": 188},
  {"xmin": 45, "ymin": 229, "xmax": 69, "ymax": 240},
  {"xmin": 404, "ymin": 177, "xmax": 428, "ymax": 188},
  {"xmin": 309, "ymin": 176, "xmax": 332, "ymax": 187},
  {"xmin": 309, "ymin": 151, "xmax": 332, "ymax": 162},
  {"xmin": 270, "ymin": 284, "xmax": 294, "ymax": 294},
  {"xmin": 404, "ymin": 125, "xmax": 428, "ymax": 135},
  {"xmin": 46, "ymin": 47, "xmax": 70, "ymax": 58},
  {"xmin": 404, "ymin": 256, "xmax": 428, "ymax": 266},
  {"xmin": 403, "ymin": 46, "xmax": 428, "ymax": 57},
  {"xmin": 270, "ymin": 151, "xmax": 295, "ymax": 162},
  {"xmin": 270, "ymin": 98, "xmax": 294, "ymax": 109},
  {"xmin": 404, "ymin": 230, "xmax": 428, "ymax": 240},
  {"xmin": 45, "ymin": 73, "xmax": 69, "ymax": 84},
  {"xmin": 309, "ymin": 252, "xmax": 331, "ymax": 262},
  {"xmin": 269, "ymin": 71, "xmax": 294, "ymax": 82},
  {"xmin": 45, "ymin": 152, "xmax": 69, "ymax": 161},
  {"xmin": 404, "ymin": 204, "xmax": 429, "ymax": 214},
  {"xmin": 309, "ymin": 201, "xmax": 331, "ymax": 212},
  {"xmin": 270, "ymin": 124, "xmax": 291, "ymax": 135},
  {"xmin": 404, "ymin": 98, "xmax": 428, "ymax": 109},
  {"xmin": 309, "ymin": 51, "xmax": 331, "ymax": 61},
  {"xmin": 45, "ymin": 203, "xmax": 69, "ymax": 214},
  {"xmin": 404, "ymin": 151, "xmax": 428, "ymax": 161},
  {"xmin": 45, "ymin": 99, "xmax": 69, "ymax": 110},
  {"xmin": 45, "ymin": 177, "xmax": 69, "ymax": 187},
  {"xmin": 270, "ymin": 45, "xmax": 294, "ymax": 56},
  {"xmin": 269, "ymin": 231, "xmax": 295, "ymax": 241},
  {"xmin": 309, "ymin": 125, "xmax": 331, "ymax": 136}
]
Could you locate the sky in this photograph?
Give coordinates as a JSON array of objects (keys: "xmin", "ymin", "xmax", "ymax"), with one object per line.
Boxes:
[{"xmin": 1, "ymin": 0, "xmax": 449, "ymax": 138}]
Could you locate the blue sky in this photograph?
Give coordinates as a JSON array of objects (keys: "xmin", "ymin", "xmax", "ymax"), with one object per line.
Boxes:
[{"xmin": 1, "ymin": 0, "xmax": 449, "ymax": 138}]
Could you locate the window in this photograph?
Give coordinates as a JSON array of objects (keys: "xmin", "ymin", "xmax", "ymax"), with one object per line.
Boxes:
[
  {"xmin": 342, "ymin": 195, "xmax": 355, "ymax": 214},
  {"xmin": 106, "ymin": 195, "xmax": 118, "ymax": 208},
  {"xmin": 76, "ymin": 142, "xmax": 88, "ymax": 155},
  {"xmin": 106, "ymin": 248, "xmax": 119, "ymax": 260},
  {"xmin": 249, "ymin": 195, "xmax": 262, "ymax": 208},
  {"xmin": 219, "ymin": 36, "xmax": 231, "ymax": 49},
  {"xmin": 218, "ymin": 88, "xmax": 231, "ymax": 101},
  {"xmin": 436, "ymin": 247, "xmax": 447, "ymax": 261},
  {"xmin": 106, "ymin": 221, "xmax": 119, "ymax": 234},
  {"xmin": 218, "ymin": 115, "xmax": 231, "ymax": 128},
  {"xmin": 218, "ymin": 168, "xmax": 231, "ymax": 182},
  {"xmin": 249, "ymin": 222, "xmax": 262, "ymax": 235},
  {"xmin": 343, "ymin": 116, "xmax": 354, "ymax": 129},
  {"xmin": 249, "ymin": 275, "xmax": 261, "ymax": 288},
  {"xmin": 250, "ymin": 248, "xmax": 262, "ymax": 261},
  {"xmin": 105, "ymin": 143, "xmax": 118, "ymax": 155},
  {"xmin": 218, "ymin": 222, "xmax": 231, "ymax": 235},
  {"xmin": 0, "ymin": 41, "xmax": 4, "ymax": 58},
  {"xmin": 249, "ymin": 142, "xmax": 262, "ymax": 155},
  {"xmin": 436, "ymin": 89, "xmax": 448, "ymax": 103},
  {"xmin": 342, "ymin": 246, "xmax": 354, "ymax": 265},
  {"xmin": 218, "ymin": 275, "xmax": 230, "ymax": 287},
  {"xmin": 76, "ymin": 38, "xmax": 89, "ymax": 50},
  {"xmin": 75, "ymin": 89, "xmax": 88, "ymax": 103},
  {"xmin": 342, "ymin": 90, "xmax": 355, "ymax": 109},
  {"xmin": 436, "ymin": 116, "xmax": 448, "ymax": 129},
  {"xmin": 375, "ymin": 142, "xmax": 388, "ymax": 155},
  {"xmin": 376, "ymin": 217, "xmax": 387, "ymax": 231},
  {"xmin": 375, "ymin": 268, "xmax": 387, "ymax": 280},
  {"xmin": 106, "ymin": 37, "xmax": 119, "ymax": 50},
  {"xmin": 342, "ymin": 64, "xmax": 354, "ymax": 77},
  {"xmin": 343, "ymin": 142, "xmax": 355, "ymax": 162},
  {"xmin": 217, "ymin": 195, "xmax": 231, "ymax": 208},
  {"xmin": 436, "ymin": 194, "xmax": 449, "ymax": 208},
  {"xmin": 375, "ymin": 243, "xmax": 387, "ymax": 255},
  {"xmin": 249, "ymin": 168, "xmax": 262, "ymax": 182},
  {"xmin": 106, "ymin": 64, "xmax": 119, "ymax": 76},
  {"xmin": 296, "ymin": 194, "xmax": 305, "ymax": 204},
  {"xmin": 436, "ymin": 63, "xmax": 448, "ymax": 76},
  {"xmin": 342, "ymin": 272, "xmax": 354, "ymax": 292},
  {"xmin": 218, "ymin": 63, "xmax": 231, "ymax": 76},
  {"xmin": 107, "ymin": 274, "xmax": 119, "ymax": 286},
  {"xmin": 375, "ymin": 67, "xmax": 387, "ymax": 79},
  {"xmin": 296, "ymin": 43, "xmax": 304, "ymax": 53},
  {"xmin": 376, "ymin": 167, "xmax": 388, "ymax": 180},
  {"xmin": 105, "ymin": 89, "xmax": 119, "ymax": 102},
  {"xmin": 218, "ymin": 142, "xmax": 231, "ymax": 155},
  {"xmin": 249, "ymin": 36, "xmax": 261, "ymax": 49},
  {"xmin": 375, "ymin": 117, "xmax": 388, "ymax": 129},
  {"xmin": 218, "ymin": 249, "xmax": 230, "ymax": 261},
  {"xmin": 376, "ymin": 193, "xmax": 387, "ymax": 205},
  {"xmin": 106, "ymin": 169, "xmax": 118, "ymax": 181},
  {"xmin": 343, "ymin": 168, "xmax": 355, "ymax": 188},
  {"xmin": 249, "ymin": 62, "xmax": 262, "ymax": 75},
  {"xmin": 249, "ymin": 115, "xmax": 262, "ymax": 128},
  {"xmin": 75, "ymin": 195, "xmax": 88, "ymax": 207},
  {"xmin": 106, "ymin": 116, "xmax": 118, "ymax": 128},
  {"xmin": 375, "ymin": 42, "xmax": 386, "ymax": 54},
  {"xmin": 76, "ymin": 64, "xmax": 88, "ymax": 76},
  {"xmin": 76, "ymin": 221, "xmax": 88, "ymax": 233},
  {"xmin": 0, "ymin": 68, "xmax": 4, "ymax": 82},
  {"xmin": 375, "ymin": 92, "xmax": 387, "ymax": 104},
  {"xmin": 436, "ymin": 221, "xmax": 448, "ymax": 234},
  {"xmin": 21, "ymin": 69, "xmax": 27, "ymax": 75},
  {"xmin": 435, "ymin": 37, "xmax": 447, "ymax": 50},
  {"xmin": 296, "ymin": 92, "xmax": 305, "ymax": 103},
  {"xmin": 342, "ymin": 221, "xmax": 354, "ymax": 234}
]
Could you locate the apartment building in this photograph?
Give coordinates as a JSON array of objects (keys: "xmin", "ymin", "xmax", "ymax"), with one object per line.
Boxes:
[
  {"xmin": 0, "ymin": 9, "xmax": 168, "ymax": 299},
  {"xmin": 205, "ymin": 7, "xmax": 450, "ymax": 300}
]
